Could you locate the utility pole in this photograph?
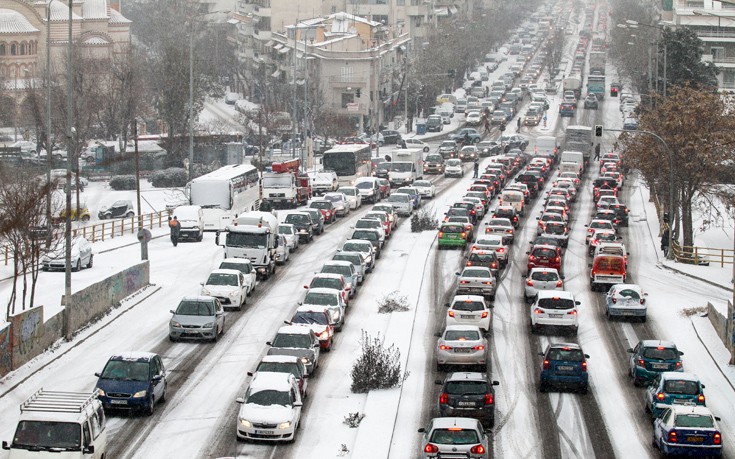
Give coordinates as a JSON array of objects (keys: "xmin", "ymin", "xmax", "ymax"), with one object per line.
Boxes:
[
  {"xmin": 45, "ymin": 3, "xmax": 52, "ymax": 249},
  {"xmin": 134, "ymin": 120, "xmax": 148, "ymax": 260},
  {"xmin": 63, "ymin": 0, "xmax": 74, "ymax": 341}
]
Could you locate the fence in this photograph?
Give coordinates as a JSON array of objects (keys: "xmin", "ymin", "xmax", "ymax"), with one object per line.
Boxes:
[
  {"xmin": 1, "ymin": 210, "xmax": 171, "ymax": 266},
  {"xmin": 670, "ymin": 241, "xmax": 735, "ymax": 267}
]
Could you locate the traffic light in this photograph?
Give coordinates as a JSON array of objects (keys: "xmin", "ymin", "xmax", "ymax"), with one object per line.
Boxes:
[
  {"xmin": 595, "ymin": 125, "xmax": 603, "ymax": 137},
  {"xmin": 610, "ymin": 87, "xmax": 618, "ymax": 97},
  {"xmin": 448, "ymin": 69, "xmax": 455, "ymax": 78},
  {"xmin": 356, "ymin": 88, "xmax": 361, "ymax": 98}
]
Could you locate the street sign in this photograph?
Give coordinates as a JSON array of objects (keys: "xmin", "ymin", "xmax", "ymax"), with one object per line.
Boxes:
[{"xmin": 346, "ymin": 103, "xmax": 359, "ymax": 113}]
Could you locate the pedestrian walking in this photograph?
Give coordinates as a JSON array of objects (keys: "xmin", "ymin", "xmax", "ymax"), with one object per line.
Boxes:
[
  {"xmin": 473, "ymin": 160, "xmax": 479, "ymax": 178},
  {"xmin": 169, "ymin": 216, "xmax": 181, "ymax": 247},
  {"xmin": 613, "ymin": 141, "xmax": 619, "ymax": 151},
  {"xmin": 400, "ymin": 139, "xmax": 407, "ymax": 149},
  {"xmin": 594, "ymin": 143, "xmax": 601, "ymax": 161},
  {"xmin": 516, "ymin": 117, "xmax": 522, "ymax": 132},
  {"xmin": 483, "ymin": 115, "xmax": 491, "ymax": 134},
  {"xmin": 661, "ymin": 226, "xmax": 670, "ymax": 257}
]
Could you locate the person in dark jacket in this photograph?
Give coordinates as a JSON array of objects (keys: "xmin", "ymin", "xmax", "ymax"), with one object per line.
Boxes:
[
  {"xmin": 169, "ymin": 216, "xmax": 181, "ymax": 247},
  {"xmin": 661, "ymin": 226, "xmax": 670, "ymax": 256}
]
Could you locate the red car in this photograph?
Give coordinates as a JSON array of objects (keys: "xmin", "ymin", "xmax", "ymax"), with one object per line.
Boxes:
[
  {"xmin": 309, "ymin": 199, "xmax": 337, "ymax": 223},
  {"xmin": 527, "ymin": 244, "xmax": 562, "ymax": 273}
]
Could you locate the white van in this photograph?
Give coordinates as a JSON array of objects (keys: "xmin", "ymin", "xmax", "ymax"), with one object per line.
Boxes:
[
  {"xmin": 558, "ymin": 160, "xmax": 582, "ymax": 175},
  {"xmin": 500, "ymin": 190, "xmax": 525, "ymax": 215},
  {"xmin": 2, "ymin": 390, "xmax": 107, "ymax": 459},
  {"xmin": 172, "ymin": 205, "xmax": 204, "ymax": 242}
]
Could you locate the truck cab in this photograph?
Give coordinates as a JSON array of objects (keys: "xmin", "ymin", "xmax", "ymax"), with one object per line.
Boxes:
[
  {"xmin": 216, "ymin": 211, "xmax": 279, "ymax": 279},
  {"xmin": 388, "ymin": 149, "xmax": 423, "ymax": 187}
]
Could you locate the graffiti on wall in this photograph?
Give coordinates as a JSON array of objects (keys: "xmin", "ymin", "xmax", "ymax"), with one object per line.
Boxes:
[
  {"xmin": 0, "ymin": 323, "xmax": 11, "ymax": 376},
  {"xmin": 15, "ymin": 307, "xmax": 42, "ymax": 356}
]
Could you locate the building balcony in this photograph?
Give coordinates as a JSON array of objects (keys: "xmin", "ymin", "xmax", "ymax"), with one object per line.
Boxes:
[
  {"xmin": 328, "ymin": 76, "xmax": 369, "ymax": 86},
  {"xmin": 253, "ymin": 5, "xmax": 271, "ymax": 17},
  {"xmin": 253, "ymin": 30, "xmax": 272, "ymax": 40}
]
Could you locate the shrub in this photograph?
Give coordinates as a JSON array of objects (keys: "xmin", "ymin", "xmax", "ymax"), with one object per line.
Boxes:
[
  {"xmin": 411, "ymin": 205, "xmax": 438, "ymax": 232},
  {"xmin": 109, "ymin": 175, "xmax": 136, "ymax": 190},
  {"xmin": 377, "ymin": 291, "xmax": 410, "ymax": 313},
  {"xmin": 343, "ymin": 412, "xmax": 366, "ymax": 428},
  {"xmin": 150, "ymin": 168, "xmax": 188, "ymax": 188},
  {"xmin": 350, "ymin": 330, "xmax": 405, "ymax": 393}
]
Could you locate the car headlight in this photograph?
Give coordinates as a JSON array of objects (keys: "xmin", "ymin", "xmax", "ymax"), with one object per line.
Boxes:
[
  {"xmin": 319, "ymin": 330, "xmax": 330, "ymax": 339},
  {"xmin": 278, "ymin": 421, "xmax": 291, "ymax": 429},
  {"xmin": 201, "ymin": 288, "xmax": 211, "ymax": 296},
  {"xmin": 204, "ymin": 322, "xmax": 215, "ymax": 328},
  {"xmin": 171, "ymin": 320, "xmax": 181, "ymax": 328},
  {"xmin": 229, "ymin": 290, "xmax": 239, "ymax": 298},
  {"xmin": 132, "ymin": 390, "xmax": 147, "ymax": 398},
  {"xmin": 240, "ymin": 419, "xmax": 253, "ymax": 428},
  {"xmin": 97, "ymin": 389, "xmax": 106, "ymax": 397}
]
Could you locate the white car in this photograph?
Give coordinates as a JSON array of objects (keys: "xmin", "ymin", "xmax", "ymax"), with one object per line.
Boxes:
[
  {"xmin": 413, "ymin": 179, "xmax": 436, "ymax": 199},
  {"xmin": 524, "ymin": 267, "xmax": 563, "ymax": 302},
  {"xmin": 278, "ymin": 223, "xmax": 300, "ymax": 252},
  {"xmin": 403, "ymin": 138, "xmax": 430, "ymax": 152},
  {"xmin": 236, "ymin": 372, "xmax": 303, "ymax": 442},
  {"xmin": 465, "ymin": 110, "xmax": 483, "ymax": 126},
  {"xmin": 201, "ymin": 268, "xmax": 248, "ymax": 310},
  {"xmin": 445, "ymin": 294, "xmax": 491, "ymax": 332},
  {"xmin": 41, "ymin": 236, "xmax": 93, "ymax": 271},
  {"xmin": 386, "ymin": 193, "xmax": 414, "ymax": 216},
  {"xmin": 456, "ymin": 266, "xmax": 496, "ymax": 300},
  {"xmin": 219, "ymin": 258, "xmax": 257, "ymax": 296},
  {"xmin": 275, "ymin": 234, "xmax": 291, "ymax": 265},
  {"xmin": 339, "ymin": 186, "xmax": 362, "ymax": 209},
  {"xmin": 605, "ymin": 283, "xmax": 647, "ymax": 320},
  {"xmin": 323, "ymin": 192, "xmax": 350, "ymax": 217},
  {"xmin": 435, "ymin": 325, "xmax": 488, "ymax": 371},
  {"xmin": 444, "ymin": 158, "xmax": 464, "ymax": 178},
  {"xmin": 530, "ymin": 290, "xmax": 579, "ymax": 334}
]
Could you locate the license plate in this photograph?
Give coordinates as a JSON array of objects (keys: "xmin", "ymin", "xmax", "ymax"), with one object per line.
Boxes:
[
  {"xmin": 110, "ymin": 400, "xmax": 127, "ymax": 405},
  {"xmin": 458, "ymin": 401, "xmax": 476, "ymax": 407},
  {"xmin": 652, "ymin": 363, "xmax": 669, "ymax": 369},
  {"xmin": 673, "ymin": 399, "xmax": 690, "ymax": 405},
  {"xmin": 255, "ymin": 430, "xmax": 275, "ymax": 435},
  {"xmin": 549, "ymin": 314, "xmax": 563, "ymax": 318},
  {"xmin": 558, "ymin": 365, "xmax": 574, "ymax": 371},
  {"xmin": 460, "ymin": 315, "xmax": 474, "ymax": 319},
  {"xmin": 454, "ymin": 348, "xmax": 472, "ymax": 353},
  {"xmin": 687, "ymin": 436, "xmax": 704, "ymax": 443}
]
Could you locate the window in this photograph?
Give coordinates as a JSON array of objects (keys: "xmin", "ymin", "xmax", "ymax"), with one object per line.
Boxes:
[
  {"xmin": 340, "ymin": 66, "xmax": 353, "ymax": 82},
  {"xmin": 710, "ymin": 46, "xmax": 724, "ymax": 60},
  {"xmin": 341, "ymin": 92, "xmax": 355, "ymax": 108},
  {"xmin": 0, "ymin": 44, "xmax": 5, "ymax": 55},
  {"xmin": 724, "ymin": 70, "xmax": 735, "ymax": 88},
  {"xmin": 10, "ymin": 44, "xmax": 16, "ymax": 55},
  {"xmin": 83, "ymin": 422, "xmax": 91, "ymax": 447}
]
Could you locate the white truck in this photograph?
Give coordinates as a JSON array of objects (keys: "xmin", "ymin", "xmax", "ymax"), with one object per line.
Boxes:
[
  {"xmin": 216, "ymin": 211, "xmax": 279, "ymax": 279},
  {"xmin": 261, "ymin": 159, "xmax": 311, "ymax": 208},
  {"xmin": 564, "ymin": 125, "xmax": 593, "ymax": 171},
  {"xmin": 533, "ymin": 136, "xmax": 559, "ymax": 163},
  {"xmin": 388, "ymin": 148, "xmax": 423, "ymax": 187},
  {"xmin": 560, "ymin": 151, "xmax": 584, "ymax": 173},
  {"xmin": 172, "ymin": 205, "xmax": 204, "ymax": 242},
  {"xmin": 307, "ymin": 170, "xmax": 339, "ymax": 195}
]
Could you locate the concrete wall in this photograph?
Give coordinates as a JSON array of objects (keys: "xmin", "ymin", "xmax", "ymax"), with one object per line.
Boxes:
[
  {"xmin": 9, "ymin": 306, "xmax": 44, "ymax": 369},
  {"xmin": 707, "ymin": 301, "xmax": 732, "ymax": 349},
  {"xmin": 0, "ymin": 322, "xmax": 11, "ymax": 376}
]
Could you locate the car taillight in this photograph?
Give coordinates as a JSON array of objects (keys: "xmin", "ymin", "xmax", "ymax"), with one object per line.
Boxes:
[
  {"xmin": 611, "ymin": 298, "xmax": 617, "ymax": 304},
  {"xmin": 568, "ymin": 310, "xmax": 577, "ymax": 315},
  {"xmin": 448, "ymin": 310, "xmax": 455, "ymax": 317},
  {"xmin": 556, "ymin": 280, "xmax": 563, "ymax": 287},
  {"xmin": 640, "ymin": 298, "xmax": 646, "ymax": 305},
  {"xmin": 470, "ymin": 445, "xmax": 486, "ymax": 455},
  {"xmin": 657, "ymin": 392, "xmax": 665, "ymax": 401},
  {"xmin": 424, "ymin": 443, "xmax": 439, "ymax": 453},
  {"xmin": 460, "ymin": 280, "xmax": 469, "ymax": 284},
  {"xmin": 466, "ymin": 261, "xmax": 472, "ymax": 266},
  {"xmin": 534, "ymin": 308, "xmax": 543, "ymax": 314},
  {"xmin": 555, "ymin": 256, "xmax": 560, "ymax": 262},
  {"xmin": 481, "ymin": 311, "xmax": 488, "ymax": 318},
  {"xmin": 461, "ymin": 232, "xmax": 467, "ymax": 239},
  {"xmin": 714, "ymin": 432, "xmax": 722, "ymax": 445},
  {"xmin": 637, "ymin": 359, "xmax": 645, "ymax": 367},
  {"xmin": 675, "ymin": 361, "xmax": 682, "ymax": 369},
  {"xmin": 491, "ymin": 262, "xmax": 497, "ymax": 269},
  {"xmin": 484, "ymin": 393, "xmax": 494, "ymax": 404},
  {"xmin": 483, "ymin": 281, "xmax": 493, "ymax": 285},
  {"xmin": 527, "ymin": 279, "xmax": 534, "ymax": 286},
  {"xmin": 668, "ymin": 430, "xmax": 678, "ymax": 443},
  {"xmin": 581, "ymin": 361, "xmax": 587, "ymax": 371},
  {"xmin": 439, "ymin": 344, "xmax": 452, "ymax": 351},
  {"xmin": 474, "ymin": 345, "xmax": 485, "ymax": 351},
  {"xmin": 697, "ymin": 394, "xmax": 705, "ymax": 403},
  {"xmin": 542, "ymin": 359, "xmax": 549, "ymax": 369},
  {"xmin": 439, "ymin": 393, "xmax": 448, "ymax": 404},
  {"xmin": 438, "ymin": 232, "xmax": 444, "ymax": 238},
  {"xmin": 497, "ymin": 248, "xmax": 505, "ymax": 252}
]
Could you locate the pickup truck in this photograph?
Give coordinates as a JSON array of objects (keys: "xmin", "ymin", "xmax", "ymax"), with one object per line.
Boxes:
[{"xmin": 308, "ymin": 170, "xmax": 339, "ymax": 195}]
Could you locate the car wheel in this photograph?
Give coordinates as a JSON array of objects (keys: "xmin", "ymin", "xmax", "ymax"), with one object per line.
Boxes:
[
  {"xmin": 579, "ymin": 384, "xmax": 588, "ymax": 395},
  {"xmin": 126, "ymin": 212, "xmax": 134, "ymax": 218},
  {"xmin": 73, "ymin": 259, "xmax": 81, "ymax": 272},
  {"xmin": 160, "ymin": 386, "xmax": 166, "ymax": 403},
  {"xmin": 145, "ymin": 396, "xmax": 155, "ymax": 416},
  {"xmin": 81, "ymin": 215, "xmax": 90, "ymax": 223},
  {"xmin": 169, "ymin": 335, "xmax": 177, "ymax": 342},
  {"xmin": 86, "ymin": 254, "xmax": 93, "ymax": 269}
]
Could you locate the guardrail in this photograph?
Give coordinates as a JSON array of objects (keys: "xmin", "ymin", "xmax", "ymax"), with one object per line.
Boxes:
[
  {"xmin": 1, "ymin": 210, "xmax": 171, "ymax": 266},
  {"xmin": 670, "ymin": 241, "xmax": 735, "ymax": 267}
]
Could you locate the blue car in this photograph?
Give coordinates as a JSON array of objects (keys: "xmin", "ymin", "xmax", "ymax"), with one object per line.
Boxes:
[
  {"xmin": 539, "ymin": 343, "xmax": 589, "ymax": 393},
  {"xmin": 645, "ymin": 372, "xmax": 706, "ymax": 419},
  {"xmin": 628, "ymin": 340, "xmax": 684, "ymax": 386},
  {"xmin": 653, "ymin": 404, "xmax": 722, "ymax": 457},
  {"xmin": 95, "ymin": 352, "xmax": 167, "ymax": 415}
]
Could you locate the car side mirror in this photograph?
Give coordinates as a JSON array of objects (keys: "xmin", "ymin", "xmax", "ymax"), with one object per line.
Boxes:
[
  {"xmin": 83, "ymin": 445, "xmax": 95, "ymax": 455},
  {"xmin": 561, "ymin": 275, "xmax": 566, "ymax": 280},
  {"xmin": 434, "ymin": 379, "xmax": 443, "ymax": 385},
  {"xmin": 679, "ymin": 351, "xmax": 684, "ymax": 356},
  {"xmin": 444, "ymin": 303, "xmax": 450, "ymax": 308},
  {"xmin": 626, "ymin": 348, "xmax": 633, "ymax": 353},
  {"xmin": 584, "ymin": 354, "xmax": 591, "ymax": 359},
  {"xmin": 434, "ymin": 332, "xmax": 442, "ymax": 338},
  {"xmin": 525, "ymin": 251, "xmax": 530, "ymax": 255},
  {"xmin": 2, "ymin": 441, "xmax": 9, "ymax": 451},
  {"xmin": 236, "ymin": 397, "xmax": 245, "ymax": 404},
  {"xmin": 170, "ymin": 310, "xmax": 176, "ymax": 314},
  {"xmin": 491, "ymin": 380, "xmax": 500, "ymax": 386},
  {"xmin": 715, "ymin": 416, "xmax": 721, "ymax": 421},
  {"xmin": 575, "ymin": 301, "xmax": 581, "ymax": 305},
  {"xmin": 418, "ymin": 428, "xmax": 426, "ymax": 433},
  {"xmin": 266, "ymin": 341, "xmax": 273, "ymax": 346},
  {"xmin": 701, "ymin": 384, "xmax": 706, "ymax": 389},
  {"xmin": 538, "ymin": 352, "xmax": 544, "ymax": 356},
  {"xmin": 94, "ymin": 372, "xmax": 101, "ymax": 377},
  {"xmin": 199, "ymin": 282, "xmax": 204, "ymax": 286}
]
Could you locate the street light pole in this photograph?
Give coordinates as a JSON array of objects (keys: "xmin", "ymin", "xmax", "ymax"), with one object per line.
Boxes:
[
  {"xmin": 63, "ymin": 0, "xmax": 74, "ymax": 341},
  {"xmin": 45, "ymin": 2, "xmax": 52, "ymax": 248}
]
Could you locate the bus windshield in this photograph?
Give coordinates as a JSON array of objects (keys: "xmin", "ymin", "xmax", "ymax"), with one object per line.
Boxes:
[
  {"xmin": 226, "ymin": 232, "xmax": 268, "ymax": 248},
  {"xmin": 323, "ymin": 151, "xmax": 357, "ymax": 176}
]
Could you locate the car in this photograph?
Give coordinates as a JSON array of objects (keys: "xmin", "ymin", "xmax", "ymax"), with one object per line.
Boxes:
[
  {"xmin": 309, "ymin": 199, "xmax": 337, "ymax": 223},
  {"xmin": 283, "ymin": 212, "xmax": 314, "ymax": 243},
  {"xmin": 456, "ymin": 266, "xmax": 497, "ymax": 299},
  {"xmin": 623, "ymin": 117, "xmax": 638, "ymax": 130},
  {"xmin": 200, "ymin": 269, "xmax": 248, "ymax": 311},
  {"xmin": 524, "ymin": 267, "xmax": 563, "ymax": 302},
  {"xmin": 492, "ymin": 205, "xmax": 519, "ymax": 228},
  {"xmin": 413, "ymin": 180, "xmax": 436, "ymax": 198},
  {"xmin": 645, "ymin": 372, "xmax": 706, "ymax": 418},
  {"xmin": 588, "ymin": 229, "xmax": 619, "ymax": 256},
  {"xmin": 524, "ymin": 109, "xmax": 542, "ymax": 126},
  {"xmin": 499, "ymin": 135, "xmax": 529, "ymax": 151},
  {"xmin": 299, "ymin": 208, "xmax": 325, "ymax": 235},
  {"xmin": 332, "ymin": 251, "xmax": 368, "ymax": 284},
  {"xmin": 424, "ymin": 153, "xmax": 445, "ymax": 174},
  {"xmin": 459, "ymin": 146, "xmax": 479, "ymax": 162},
  {"xmin": 445, "ymin": 295, "xmax": 491, "ymax": 332},
  {"xmin": 235, "ymin": 372, "xmax": 303, "ymax": 442},
  {"xmin": 445, "ymin": 158, "xmax": 464, "ymax": 177},
  {"xmin": 583, "ymin": 94, "xmax": 598, "ymax": 109},
  {"xmin": 585, "ymin": 219, "xmax": 616, "ymax": 244},
  {"xmin": 323, "ymin": 192, "xmax": 350, "ymax": 217},
  {"xmin": 219, "ymin": 258, "xmax": 257, "ymax": 296},
  {"xmin": 354, "ymin": 177, "xmax": 382, "ymax": 203},
  {"xmin": 169, "ymin": 296, "xmax": 225, "ymax": 342},
  {"xmin": 530, "ymin": 290, "xmax": 579, "ymax": 334},
  {"xmin": 251, "ymin": 355, "xmax": 308, "ymax": 399},
  {"xmin": 395, "ymin": 186, "xmax": 422, "ymax": 208},
  {"xmin": 446, "ymin": 216, "xmax": 474, "ymax": 240},
  {"xmin": 559, "ymin": 102, "xmax": 575, "ymax": 117},
  {"xmin": 540, "ymin": 221, "xmax": 569, "ymax": 248},
  {"xmin": 380, "ymin": 129, "xmax": 402, "ymax": 144},
  {"xmin": 462, "ymin": 197, "xmax": 486, "ymax": 218},
  {"xmin": 471, "ymin": 235, "xmax": 508, "ymax": 267},
  {"xmin": 427, "ymin": 114, "xmax": 444, "ymax": 132},
  {"xmin": 320, "ymin": 260, "xmax": 359, "ymax": 294},
  {"xmin": 465, "ymin": 111, "xmax": 483, "ymax": 126},
  {"xmin": 465, "ymin": 250, "xmax": 499, "ymax": 276},
  {"xmin": 405, "ymin": 138, "xmax": 431, "ymax": 152},
  {"xmin": 386, "ymin": 193, "xmax": 414, "ymax": 216},
  {"xmin": 365, "ymin": 210, "xmax": 393, "ymax": 237},
  {"xmin": 539, "ymin": 343, "xmax": 589, "ymax": 393},
  {"xmin": 41, "ymin": 236, "xmax": 93, "ymax": 271},
  {"xmin": 484, "ymin": 217, "xmax": 515, "ymax": 244},
  {"xmin": 438, "ymin": 222, "xmax": 471, "ymax": 250},
  {"xmin": 477, "ymin": 140, "xmax": 501, "ymax": 157},
  {"xmin": 438, "ymin": 140, "xmax": 460, "ymax": 159},
  {"xmin": 94, "ymin": 352, "xmax": 167, "ymax": 415},
  {"xmin": 628, "ymin": 340, "xmax": 684, "ymax": 386},
  {"xmin": 604, "ymin": 283, "xmax": 646, "ymax": 321},
  {"xmin": 290, "ymin": 306, "xmax": 335, "ymax": 351},
  {"xmin": 267, "ymin": 325, "xmax": 321, "ymax": 375},
  {"xmin": 372, "ymin": 204, "xmax": 399, "ymax": 229},
  {"xmin": 450, "ymin": 128, "xmax": 482, "ymax": 144},
  {"xmin": 435, "ymin": 373, "xmax": 500, "ymax": 427},
  {"xmin": 341, "ymin": 239, "xmax": 376, "ymax": 272},
  {"xmin": 435, "ymin": 325, "xmax": 488, "ymax": 371},
  {"xmin": 338, "ymin": 186, "xmax": 362, "ymax": 210},
  {"xmin": 652, "ymin": 404, "xmax": 722, "ymax": 457},
  {"xmin": 490, "ymin": 110, "xmax": 507, "ymax": 125},
  {"xmin": 419, "ymin": 416, "xmax": 489, "ymax": 459},
  {"xmin": 98, "ymin": 199, "xmax": 135, "ymax": 220},
  {"xmin": 376, "ymin": 178, "xmax": 391, "ymax": 199},
  {"xmin": 360, "ymin": 132, "xmax": 385, "ymax": 146},
  {"xmin": 304, "ymin": 273, "xmax": 351, "ymax": 306},
  {"xmin": 276, "ymin": 223, "xmax": 300, "ymax": 252},
  {"xmin": 354, "ymin": 219, "xmax": 386, "ymax": 247}
]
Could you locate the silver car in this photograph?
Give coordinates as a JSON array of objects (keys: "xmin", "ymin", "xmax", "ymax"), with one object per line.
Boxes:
[
  {"xmin": 323, "ymin": 192, "xmax": 350, "ymax": 217},
  {"xmin": 341, "ymin": 239, "xmax": 375, "ymax": 272},
  {"xmin": 169, "ymin": 296, "xmax": 225, "ymax": 342},
  {"xmin": 332, "ymin": 251, "xmax": 368, "ymax": 284},
  {"xmin": 471, "ymin": 235, "xmax": 509, "ymax": 267},
  {"xmin": 386, "ymin": 193, "xmax": 414, "ymax": 216},
  {"xmin": 278, "ymin": 223, "xmax": 300, "ymax": 251},
  {"xmin": 456, "ymin": 267, "xmax": 496, "ymax": 300},
  {"xmin": 418, "ymin": 417, "xmax": 489, "ymax": 459},
  {"xmin": 320, "ymin": 260, "xmax": 358, "ymax": 297},
  {"xmin": 436, "ymin": 325, "xmax": 487, "ymax": 371},
  {"xmin": 524, "ymin": 267, "xmax": 564, "ymax": 302}
]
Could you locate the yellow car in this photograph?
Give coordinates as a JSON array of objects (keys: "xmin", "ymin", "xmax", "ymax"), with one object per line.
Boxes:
[{"xmin": 56, "ymin": 206, "xmax": 91, "ymax": 223}]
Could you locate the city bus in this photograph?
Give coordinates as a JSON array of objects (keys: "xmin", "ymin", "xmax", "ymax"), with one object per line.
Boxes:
[
  {"xmin": 322, "ymin": 144, "xmax": 373, "ymax": 187},
  {"xmin": 187, "ymin": 164, "xmax": 260, "ymax": 231}
]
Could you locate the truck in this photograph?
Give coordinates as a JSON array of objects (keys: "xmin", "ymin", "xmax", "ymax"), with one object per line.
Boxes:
[
  {"xmin": 388, "ymin": 148, "xmax": 423, "ymax": 187},
  {"xmin": 216, "ymin": 211, "xmax": 279, "ymax": 279},
  {"xmin": 307, "ymin": 170, "xmax": 339, "ymax": 195},
  {"xmin": 261, "ymin": 159, "xmax": 311, "ymax": 208},
  {"xmin": 589, "ymin": 51, "xmax": 606, "ymax": 75},
  {"xmin": 533, "ymin": 136, "xmax": 559, "ymax": 163},
  {"xmin": 564, "ymin": 125, "xmax": 593, "ymax": 172},
  {"xmin": 559, "ymin": 151, "xmax": 585, "ymax": 173},
  {"xmin": 563, "ymin": 74, "xmax": 583, "ymax": 99},
  {"xmin": 587, "ymin": 75, "xmax": 606, "ymax": 100}
]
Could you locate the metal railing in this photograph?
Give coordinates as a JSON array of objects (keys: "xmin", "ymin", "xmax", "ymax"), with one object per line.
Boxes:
[
  {"xmin": 670, "ymin": 240, "xmax": 735, "ymax": 267},
  {"xmin": 1, "ymin": 210, "xmax": 171, "ymax": 266}
]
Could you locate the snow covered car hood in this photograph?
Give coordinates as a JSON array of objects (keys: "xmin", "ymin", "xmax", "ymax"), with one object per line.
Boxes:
[
  {"xmin": 201, "ymin": 285, "xmax": 239, "ymax": 297},
  {"xmin": 239, "ymin": 403, "xmax": 294, "ymax": 424}
]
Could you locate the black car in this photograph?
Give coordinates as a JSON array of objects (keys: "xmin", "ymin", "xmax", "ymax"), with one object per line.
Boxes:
[
  {"xmin": 477, "ymin": 141, "xmax": 502, "ymax": 157},
  {"xmin": 498, "ymin": 134, "xmax": 529, "ymax": 151},
  {"xmin": 98, "ymin": 200, "xmax": 135, "ymax": 220},
  {"xmin": 438, "ymin": 141, "xmax": 460, "ymax": 159},
  {"xmin": 374, "ymin": 161, "xmax": 391, "ymax": 179},
  {"xmin": 451, "ymin": 202, "xmax": 479, "ymax": 225},
  {"xmin": 493, "ymin": 207, "xmax": 519, "ymax": 228},
  {"xmin": 380, "ymin": 130, "xmax": 402, "ymax": 144},
  {"xmin": 436, "ymin": 372, "xmax": 500, "ymax": 427},
  {"xmin": 283, "ymin": 212, "xmax": 315, "ymax": 243},
  {"xmin": 610, "ymin": 203, "xmax": 629, "ymax": 226}
]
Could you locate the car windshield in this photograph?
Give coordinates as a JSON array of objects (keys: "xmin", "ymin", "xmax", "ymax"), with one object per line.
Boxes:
[
  {"xmin": 447, "ymin": 217, "xmax": 469, "ymax": 224},
  {"xmin": 415, "ymin": 181, "xmax": 431, "ymax": 187},
  {"xmin": 310, "ymin": 201, "xmax": 331, "ymax": 210},
  {"xmin": 356, "ymin": 181, "xmax": 374, "ymax": 190},
  {"xmin": 452, "ymin": 301, "xmax": 485, "ymax": 312},
  {"xmin": 447, "ymin": 160, "xmax": 461, "ymax": 166},
  {"xmin": 442, "ymin": 225, "xmax": 465, "ymax": 233},
  {"xmin": 463, "ymin": 269, "xmax": 490, "ymax": 278},
  {"xmin": 391, "ymin": 163, "xmax": 413, "ymax": 172},
  {"xmin": 310, "ymin": 278, "xmax": 342, "ymax": 290},
  {"xmin": 342, "ymin": 242, "xmax": 370, "ymax": 253},
  {"xmin": 531, "ymin": 271, "xmax": 558, "ymax": 281},
  {"xmin": 616, "ymin": 289, "xmax": 640, "ymax": 300},
  {"xmin": 445, "ymin": 380, "xmax": 487, "ymax": 395},
  {"xmin": 304, "ymin": 292, "xmax": 339, "ymax": 306},
  {"xmin": 206, "ymin": 273, "xmax": 238, "ymax": 287},
  {"xmin": 272, "ymin": 333, "xmax": 312, "ymax": 348},
  {"xmin": 356, "ymin": 220, "xmax": 380, "ymax": 229},
  {"xmin": 545, "ymin": 224, "xmax": 566, "ymax": 235},
  {"xmin": 324, "ymin": 195, "xmax": 342, "ymax": 203},
  {"xmin": 13, "ymin": 421, "xmax": 80, "ymax": 450},
  {"xmin": 279, "ymin": 225, "xmax": 294, "ymax": 235},
  {"xmin": 225, "ymin": 232, "xmax": 268, "ymax": 249},
  {"xmin": 257, "ymin": 362, "xmax": 300, "ymax": 378},
  {"xmin": 547, "ymin": 348, "xmax": 584, "ymax": 361},
  {"xmin": 100, "ymin": 359, "xmax": 150, "ymax": 381},
  {"xmin": 353, "ymin": 230, "xmax": 377, "ymax": 241},
  {"xmin": 321, "ymin": 265, "xmax": 351, "ymax": 278},
  {"xmin": 675, "ymin": 414, "xmax": 715, "ymax": 428},
  {"xmin": 664, "ymin": 379, "xmax": 700, "ymax": 395},
  {"xmin": 476, "ymin": 239, "xmax": 500, "ymax": 247},
  {"xmin": 292, "ymin": 311, "xmax": 328, "ymax": 325},
  {"xmin": 595, "ymin": 257, "xmax": 624, "ymax": 270},
  {"xmin": 538, "ymin": 297, "xmax": 575, "ymax": 310},
  {"xmin": 219, "ymin": 261, "xmax": 252, "ymax": 274},
  {"xmin": 246, "ymin": 389, "xmax": 291, "ymax": 407},
  {"xmin": 642, "ymin": 347, "xmax": 679, "ymax": 361},
  {"xmin": 334, "ymin": 254, "xmax": 360, "ymax": 266},
  {"xmin": 469, "ymin": 253, "xmax": 495, "ymax": 262},
  {"xmin": 176, "ymin": 300, "xmax": 215, "ymax": 316},
  {"xmin": 429, "ymin": 428, "xmax": 480, "ymax": 445},
  {"xmin": 591, "ymin": 221, "xmax": 612, "ymax": 230},
  {"xmin": 533, "ymin": 248, "xmax": 557, "ymax": 258},
  {"xmin": 445, "ymin": 329, "xmax": 481, "ymax": 340}
]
